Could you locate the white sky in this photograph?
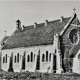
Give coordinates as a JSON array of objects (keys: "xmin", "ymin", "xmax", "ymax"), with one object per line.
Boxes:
[{"xmin": 0, "ymin": 0, "xmax": 80, "ymax": 41}]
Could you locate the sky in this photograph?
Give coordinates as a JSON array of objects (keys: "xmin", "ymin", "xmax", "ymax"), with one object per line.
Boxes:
[{"xmin": 0, "ymin": 0, "xmax": 80, "ymax": 41}]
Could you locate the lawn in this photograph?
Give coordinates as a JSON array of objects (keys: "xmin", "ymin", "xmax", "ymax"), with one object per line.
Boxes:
[{"xmin": 0, "ymin": 70, "xmax": 80, "ymax": 80}]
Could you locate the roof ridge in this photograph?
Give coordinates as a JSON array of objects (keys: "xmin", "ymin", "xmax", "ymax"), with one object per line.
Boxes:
[{"xmin": 22, "ymin": 17, "xmax": 71, "ymax": 29}]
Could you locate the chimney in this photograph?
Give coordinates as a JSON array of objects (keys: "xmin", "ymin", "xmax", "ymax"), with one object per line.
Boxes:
[
  {"xmin": 34, "ymin": 22, "xmax": 37, "ymax": 28},
  {"xmin": 45, "ymin": 20, "xmax": 48, "ymax": 25},
  {"xmin": 16, "ymin": 20, "xmax": 21, "ymax": 30},
  {"xmin": 60, "ymin": 16, "xmax": 64, "ymax": 22}
]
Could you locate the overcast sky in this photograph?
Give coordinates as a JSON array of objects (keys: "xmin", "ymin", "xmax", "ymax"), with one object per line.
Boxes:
[{"xmin": 0, "ymin": 0, "xmax": 80, "ymax": 41}]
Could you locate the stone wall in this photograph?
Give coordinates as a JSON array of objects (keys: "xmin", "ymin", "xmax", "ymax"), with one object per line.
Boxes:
[
  {"xmin": 73, "ymin": 49, "xmax": 80, "ymax": 73},
  {"xmin": 1, "ymin": 44, "xmax": 55, "ymax": 72},
  {"xmin": 61, "ymin": 16, "xmax": 79, "ymax": 72}
]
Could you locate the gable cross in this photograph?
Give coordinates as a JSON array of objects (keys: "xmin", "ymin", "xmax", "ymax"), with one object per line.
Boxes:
[
  {"xmin": 4, "ymin": 30, "xmax": 7, "ymax": 37},
  {"xmin": 73, "ymin": 7, "xmax": 76, "ymax": 13}
]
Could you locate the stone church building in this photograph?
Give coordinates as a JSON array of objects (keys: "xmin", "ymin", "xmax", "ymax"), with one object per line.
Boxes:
[{"xmin": 1, "ymin": 11, "xmax": 80, "ymax": 73}]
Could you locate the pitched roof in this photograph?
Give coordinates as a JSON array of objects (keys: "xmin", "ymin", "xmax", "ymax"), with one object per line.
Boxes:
[{"xmin": 2, "ymin": 17, "xmax": 71, "ymax": 50}]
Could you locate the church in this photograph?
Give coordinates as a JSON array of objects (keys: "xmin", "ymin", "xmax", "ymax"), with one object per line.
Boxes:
[{"xmin": 1, "ymin": 10, "xmax": 80, "ymax": 73}]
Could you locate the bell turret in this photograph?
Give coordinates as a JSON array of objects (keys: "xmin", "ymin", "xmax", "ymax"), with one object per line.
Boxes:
[{"xmin": 16, "ymin": 20, "xmax": 21, "ymax": 30}]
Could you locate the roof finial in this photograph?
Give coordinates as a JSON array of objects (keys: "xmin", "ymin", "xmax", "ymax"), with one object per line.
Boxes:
[
  {"xmin": 4, "ymin": 30, "xmax": 6, "ymax": 37},
  {"xmin": 73, "ymin": 7, "xmax": 76, "ymax": 13}
]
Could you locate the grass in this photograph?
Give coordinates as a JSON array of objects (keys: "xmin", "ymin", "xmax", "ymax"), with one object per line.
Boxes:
[{"xmin": 0, "ymin": 70, "xmax": 80, "ymax": 80}]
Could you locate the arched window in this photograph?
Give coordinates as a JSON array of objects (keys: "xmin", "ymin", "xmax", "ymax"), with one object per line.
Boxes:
[
  {"xmin": 3, "ymin": 57, "xmax": 5, "ymax": 63},
  {"xmin": 27, "ymin": 55, "xmax": 30, "ymax": 62},
  {"xmin": 34, "ymin": 54, "xmax": 36, "ymax": 61},
  {"xmin": 53, "ymin": 54, "xmax": 56, "ymax": 71},
  {"xmin": 6, "ymin": 54, "xmax": 7, "ymax": 63},
  {"xmin": 17, "ymin": 53, "xmax": 19, "ymax": 62},
  {"xmin": 22, "ymin": 52, "xmax": 25, "ymax": 70},
  {"xmin": 49, "ymin": 53, "xmax": 51, "ymax": 62},
  {"xmin": 78, "ymin": 54, "xmax": 80, "ymax": 59},
  {"xmin": 55, "ymin": 49, "xmax": 57, "ymax": 53},
  {"xmin": 46, "ymin": 51, "xmax": 48, "ymax": 62},
  {"xmin": 14, "ymin": 56, "xmax": 16, "ymax": 63},
  {"xmin": 69, "ymin": 29, "xmax": 79, "ymax": 44},
  {"xmin": 42, "ymin": 54, "xmax": 45, "ymax": 62},
  {"xmin": 31, "ymin": 52, "xmax": 33, "ymax": 62}
]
